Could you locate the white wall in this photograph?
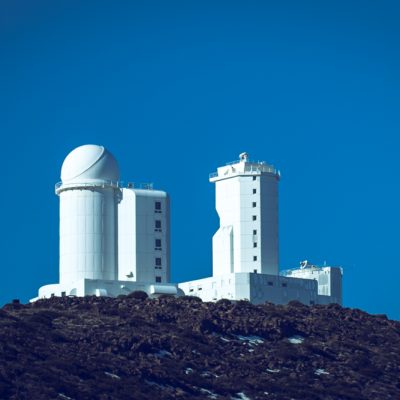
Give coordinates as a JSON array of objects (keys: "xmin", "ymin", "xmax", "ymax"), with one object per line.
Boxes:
[
  {"xmin": 179, "ymin": 271, "xmax": 341, "ymax": 306},
  {"xmin": 35, "ymin": 278, "xmax": 181, "ymax": 300},
  {"xmin": 118, "ymin": 188, "xmax": 170, "ymax": 284},
  {"xmin": 59, "ymin": 186, "xmax": 118, "ymax": 285},
  {"xmin": 284, "ymin": 266, "xmax": 343, "ymax": 304}
]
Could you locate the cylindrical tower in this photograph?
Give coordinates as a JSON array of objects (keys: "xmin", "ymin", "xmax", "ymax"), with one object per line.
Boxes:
[{"xmin": 56, "ymin": 145, "xmax": 120, "ymax": 285}]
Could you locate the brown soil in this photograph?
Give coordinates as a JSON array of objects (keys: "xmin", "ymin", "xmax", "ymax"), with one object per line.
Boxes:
[{"xmin": 1, "ymin": 294, "xmax": 399, "ymax": 400}]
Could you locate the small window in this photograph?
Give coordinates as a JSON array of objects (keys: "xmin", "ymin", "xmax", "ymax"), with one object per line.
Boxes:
[
  {"xmin": 253, "ymin": 256, "xmax": 257, "ymax": 261},
  {"xmin": 252, "ymin": 202, "xmax": 256, "ymax": 207},
  {"xmin": 189, "ymin": 288, "xmax": 194, "ymax": 292},
  {"xmin": 282, "ymin": 283, "xmax": 287, "ymax": 288},
  {"xmin": 253, "ymin": 242, "xmax": 257, "ymax": 248},
  {"xmin": 155, "ymin": 220, "xmax": 162, "ymax": 231},
  {"xmin": 253, "ymin": 188, "xmax": 257, "ymax": 194},
  {"xmin": 252, "ymin": 176, "xmax": 256, "ymax": 181},
  {"xmin": 155, "ymin": 239, "xmax": 162, "ymax": 250},
  {"xmin": 253, "ymin": 229, "xmax": 257, "ymax": 235},
  {"xmin": 252, "ymin": 215, "xmax": 257, "ymax": 221},
  {"xmin": 253, "ymin": 269, "xmax": 257, "ymax": 273},
  {"xmin": 267, "ymin": 281, "xmax": 273, "ymax": 286},
  {"xmin": 61, "ymin": 291, "xmax": 66, "ymax": 297},
  {"xmin": 156, "ymin": 276, "xmax": 162, "ymax": 283},
  {"xmin": 155, "ymin": 257, "xmax": 162, "ymax": 266},
  {"xmin": 310, "ymin": 300, "xmax": 315, "ymax": 305},
  {"xmin": 155, "ymin": 201, "xmax": 162, "ymax": 213}
]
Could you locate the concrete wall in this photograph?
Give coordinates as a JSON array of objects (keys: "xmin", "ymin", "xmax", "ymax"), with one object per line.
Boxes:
[
  {"xmin": 179, "ymin": 272, "xmax": 341, "ymax": 306},
  {"xmin": 118, "ymin": 189, "xmax": 170, "ymax": 284},
  {"xmin": 284, "ymin": 266, "xmax": 343, "ymax": 305},
  {"xmin": 36, "ymin": 279, "xmax": 180, "ymax": 300}
]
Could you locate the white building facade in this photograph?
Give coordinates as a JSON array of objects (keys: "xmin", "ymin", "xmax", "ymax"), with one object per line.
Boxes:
[
  {"xmin": 32, "ymin": 145, "xmax": 178, "ymax": 301},
  {"xmin": 179, "ymin": 153, "xmax": 343, "ymax": 306},
  {"xmin": 32, "ymin": 147, "xmax": 342, "ymax": 306},
  {"xmin": 210, "ymin": 152, "xmax": 279, "ymax": 276},
  {"xmin": 118, "ymin": 188, "xmax": 170, "ymax": 284}
]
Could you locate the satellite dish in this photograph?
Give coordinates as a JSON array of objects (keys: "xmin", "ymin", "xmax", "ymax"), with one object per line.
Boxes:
[
  {"xmin": 300, "ymin": 260, "xmax": 308, "ymax": 269},
  {"xmin": 239, "ymin": 152, "xmax": 249, "ymax": 162}
]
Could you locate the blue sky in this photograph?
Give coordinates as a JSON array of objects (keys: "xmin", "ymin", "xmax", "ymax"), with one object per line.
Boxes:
[{"xmin": 1, "ymin": 1, "xmax": 399, "ymax": 319}]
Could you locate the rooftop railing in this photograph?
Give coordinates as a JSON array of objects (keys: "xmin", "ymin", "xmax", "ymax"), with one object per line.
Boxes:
[
  {"xmin": 209, "ymin": 164, "xmax": 280, "ymax": 180},
  {"xmin": 55, "ymin": 180, "xmax": 154, "ymax": 194}
]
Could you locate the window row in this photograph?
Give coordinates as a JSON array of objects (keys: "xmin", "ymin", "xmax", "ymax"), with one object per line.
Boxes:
[{"xmin": 267, "ymin": 281, "xmax": 288, "ymax": 287}]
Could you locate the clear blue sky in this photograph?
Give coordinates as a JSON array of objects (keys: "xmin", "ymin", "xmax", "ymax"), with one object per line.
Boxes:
[{"xmin": 1, "ymin": 1, "xmax": 399, "ymax": 320}]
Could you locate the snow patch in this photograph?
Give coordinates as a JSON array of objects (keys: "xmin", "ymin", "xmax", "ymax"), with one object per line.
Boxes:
[
  {"xmin": 185, "ymin": 368, "xmax": 194, "ymax": 375},
  {"xmin": 235, "ymin": 335, "xmax": 264, "ymax": 346},
  {"xmin": 104, "ymin": 371, "xmax": 121, "ymax": 380},
  {"xmin": 58, "ymin": 394, "xmax": 73, "ymax": 400},
  {"xmin": 232, "ymin": 392, "xmax": 252, "ymax": 400},
  {"xmin": 287, "ymin": 335, "xmax": 304, "ymax": 344},
  {"xmin": 314, "ymin": 368, "xmax": 329, "ymax": 375},
  {"xmin": 266, "ymin": 368, "xmax": 280, "ymax": 373},
  {"xmin": 154, "ymin": 349, "xmax": 172, "ymax": 358},
  {"xmin": 200, "ymin": 388, "xmax": 219, "ymax": 399}
]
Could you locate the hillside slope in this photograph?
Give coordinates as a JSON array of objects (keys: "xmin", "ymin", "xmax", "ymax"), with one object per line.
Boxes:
[{"xmin": 1, "ymin": 295, "xmax": 399, "ymax": 400}]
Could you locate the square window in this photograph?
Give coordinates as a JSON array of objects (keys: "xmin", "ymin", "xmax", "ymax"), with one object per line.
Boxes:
[
  {"xmin": 253, "ymin": 242, "xmax": 257, "ymax": 248},
  {"xmin": 253, "ymin": 256, "xmax": 257, "ymax": 261},
  {"xmin": 267, "ymin": 281, "xmax": 273, "ymax": 286},
  {"xmin": 252, "ymin": 176, "xmax": 256, "ymax": 181},
  {"xmin": 156, "ymin": 276, "xmax": 162, "ymax": 283},
  {"xmin": 253, "ymin": 230, "xmax": 257, "ymax": 235},
  {"xmin": 252, "ymin": 202, "xmax": 256, "ymax": 207},
  {"xmin": 253, "ymin": 269, "xmax": 257, "ymax": 273},
  {"xmin": 252, "ymin": 215, "xmax": 257, "ymax": 221},
  {"xmin": 155, "ymin": 257, "xmax": 162, "ymax": 266},
  {"xmin": 282, "ymin": 283, "xmax": 287, "ymax": 288},
  {"xmin": 253, "ymin": 188, "xmax": 256, "ymax": 194}
]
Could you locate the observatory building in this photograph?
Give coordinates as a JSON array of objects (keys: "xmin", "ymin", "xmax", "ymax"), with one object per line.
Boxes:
[
  {"xmin": 32, "ymin": 145, "xmax": 178, "ymax": 300},
  {"xmin": 178, "ymin": 153, "xmax": 342, "ymax": 305},
  {"xmin": 32, "ymin": 146, "xmax": 342, "ymax": 306}
]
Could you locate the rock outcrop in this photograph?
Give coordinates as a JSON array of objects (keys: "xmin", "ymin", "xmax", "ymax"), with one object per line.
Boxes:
[{"xmin": 1, "ymin": 294, "xmax": 399, "ymax": 400}]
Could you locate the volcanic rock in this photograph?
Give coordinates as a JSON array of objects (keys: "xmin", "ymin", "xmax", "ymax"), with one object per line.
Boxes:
[{"xmin": 0, "ymin": 295, "xmax": 399, "ymax": 399}]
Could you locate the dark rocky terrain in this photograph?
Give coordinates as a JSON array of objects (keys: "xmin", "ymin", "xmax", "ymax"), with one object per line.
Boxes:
[{"xmin": 0, "ymin": 294, "xmax": 399, "ymax": 400}]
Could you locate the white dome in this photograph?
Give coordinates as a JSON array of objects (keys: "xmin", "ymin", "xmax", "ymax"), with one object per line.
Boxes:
[{"xmin": 61, "ymin": 145, "xmax": 119, "ymax": 183}]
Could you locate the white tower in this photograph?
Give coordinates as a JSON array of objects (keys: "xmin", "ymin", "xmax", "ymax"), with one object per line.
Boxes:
[
  {"xmin": 56, "ymin": 145, "xmax": 120, "ymax": 285},
  {"xmin": 210, "ymin": 152, "xmax": 280, "ymax": 276}
]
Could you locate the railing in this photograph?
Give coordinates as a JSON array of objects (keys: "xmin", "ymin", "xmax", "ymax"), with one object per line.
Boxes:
[
  {"xmin": 55, "ymin": 180, "xmax": 154, "ymax": 194},
  {"xmin": 209, "ymin": 165, "xmax": 280, "ymax": 180}
]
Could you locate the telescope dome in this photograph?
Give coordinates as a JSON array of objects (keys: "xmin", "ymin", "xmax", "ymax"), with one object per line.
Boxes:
[{"xmin": 61, "ymin": 145, "xmax": 120, "ymax": 183}]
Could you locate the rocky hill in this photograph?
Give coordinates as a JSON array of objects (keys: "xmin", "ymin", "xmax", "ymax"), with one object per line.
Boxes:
[{"xmin": 0, "ymin": 294, "xmax": 399, "ymax": 400}]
